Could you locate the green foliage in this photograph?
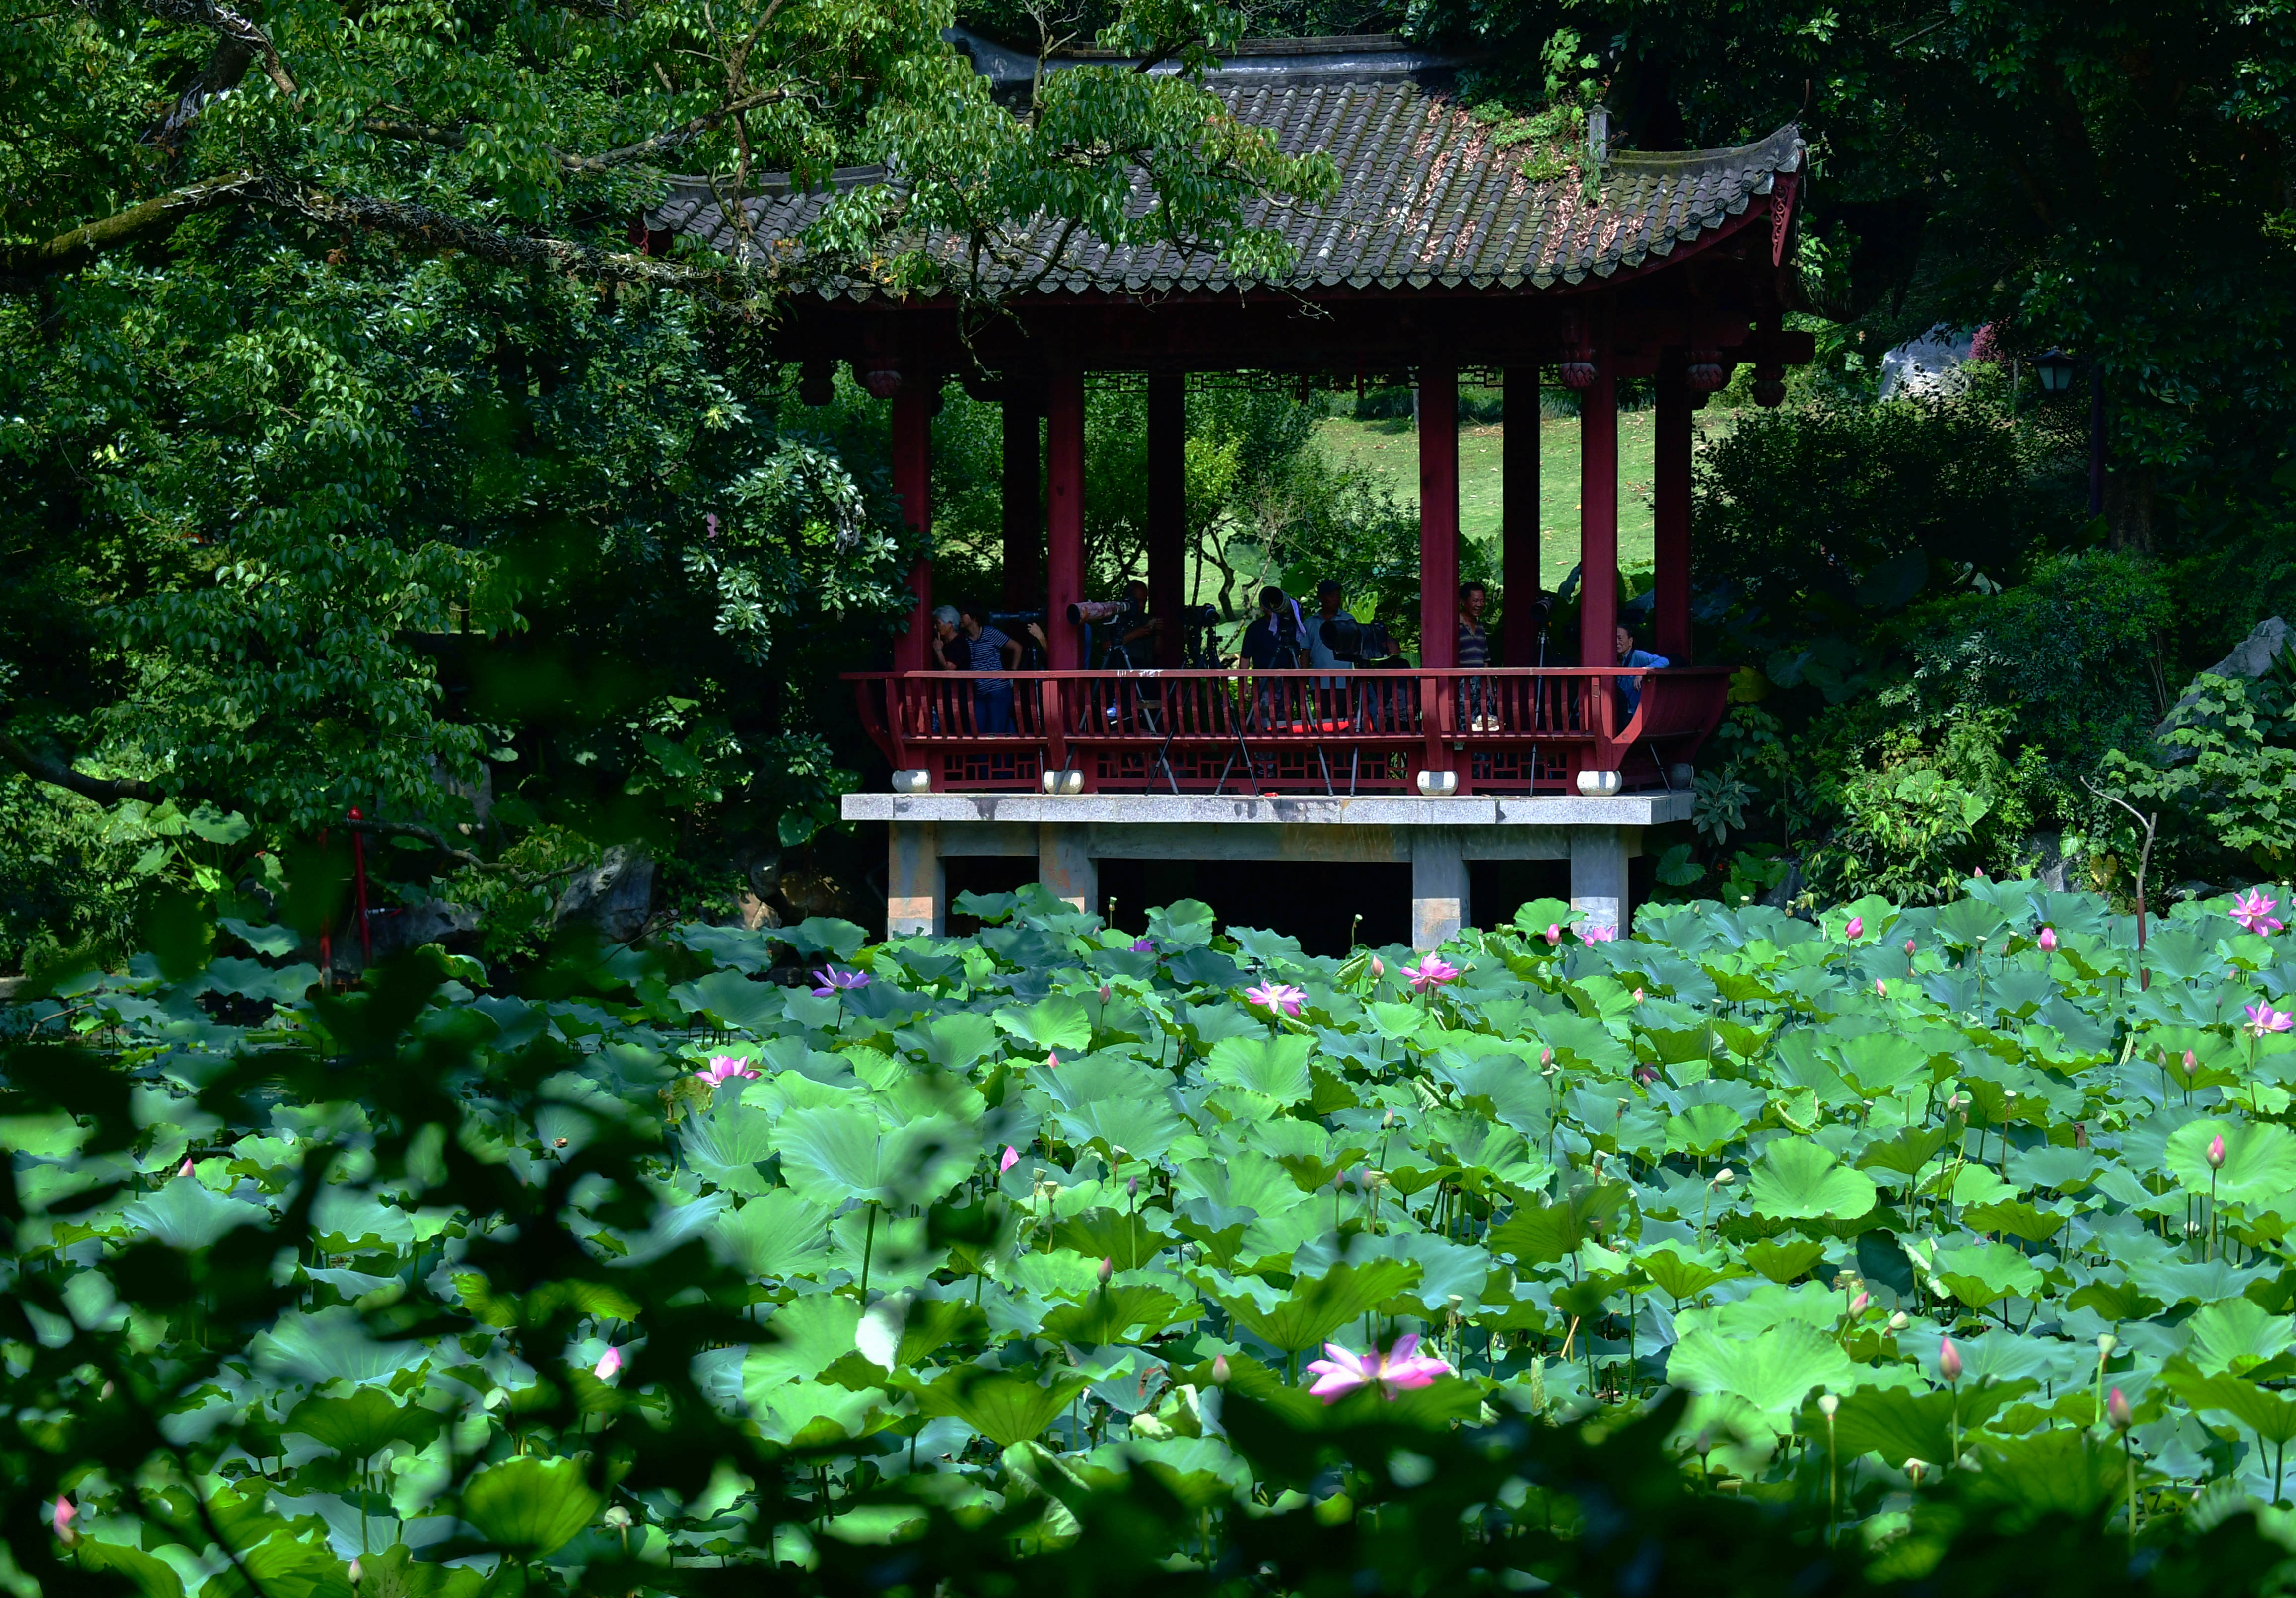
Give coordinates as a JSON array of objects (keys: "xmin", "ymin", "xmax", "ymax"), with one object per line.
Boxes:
[
  {"xmin": 13, "ymin": 884, "xmax": 2296, "ymax": 1596},
  {"xmin": 2102, "ymin": 668, "xmax": 2296, "ymax": 883}
]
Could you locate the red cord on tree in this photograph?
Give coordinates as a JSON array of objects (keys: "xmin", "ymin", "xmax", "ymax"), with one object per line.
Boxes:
[
  {"xmin": 317, "ymin": 827, "xmax": 331, "ymax": 978},
  {"xmin": 348, "ymin": 808, "xmax": 372, "ymax": 964}
]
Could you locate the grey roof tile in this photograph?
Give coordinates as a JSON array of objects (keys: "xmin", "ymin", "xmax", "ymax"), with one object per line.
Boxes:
[{"xmin": 645, "ymin": 78, "xmax": 1801, "ymax": 299}]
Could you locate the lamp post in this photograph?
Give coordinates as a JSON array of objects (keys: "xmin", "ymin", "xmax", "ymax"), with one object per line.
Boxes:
[{"xmin": 2034, "ymin": 350, "xmax": 2104, "ymax": 518}]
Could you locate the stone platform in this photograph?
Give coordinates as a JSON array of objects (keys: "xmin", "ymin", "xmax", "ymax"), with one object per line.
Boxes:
[{"xmin": 841, "ymin": 791, "xmax": 1694, "ymax": 948}]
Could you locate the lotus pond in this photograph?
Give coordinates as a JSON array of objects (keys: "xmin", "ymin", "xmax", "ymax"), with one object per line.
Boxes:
[{"xmin": 8, "ymin": 877, "xmax": 2296, "ymax": 1592}]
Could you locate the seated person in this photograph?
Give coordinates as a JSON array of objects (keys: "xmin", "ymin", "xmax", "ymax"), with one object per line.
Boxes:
[
  {"xmin": 931, "ymin": 602, "xmax": 1021, "ymax": 733},
  {"xmin": 1614, "ymin": 623, "xmax": 1670, "ymax": 717}
]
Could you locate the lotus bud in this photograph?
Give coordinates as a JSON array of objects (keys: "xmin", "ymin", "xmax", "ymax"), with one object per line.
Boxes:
[
  {"xmin": 1099, "ymin": 984, "xmax": 1111, "ymax": 1004},
  {"xmin": 349, "ymin": 1560, "xmax": 363, "ymax": 1586},
  {"xmin": 1875, "ymin": 979, "xmax": 1887, "ymax": 996},
  {"xmin": 2208, "ymin": 1132, "xmax": 2227, "ymax": 1170},
  {"xmin": 1211, "ymin": 1354, "xmax": 1231, "ymax": 1385},
  {"xmin": 2038, "ymin": 927, "xmax": 2058, "ymax": 952},
  {"xmin": 52, "ymin": 1495, "xmax": 76, "ymax": 1546},
  {"xmin": 1904, "ymin": 938, "xmax": 1916, "ymax": 955},
  {"xmin": 1098, "ymin": 1256, "xmax": 1114, "ymax": 1285},
  {"xmin": 1818, "ymin": 1393, "xmax": 1839, "ymax": 1418},
  {"xmin": 594, "ymin": 1345, "xmax": 624, "ymax": 1380},
  {"xmin": 999, "ymin": 1146, "xmax": 1020, "ymax": 1174},
  {"xmin": 1045, "ymin": 1051, "xmax": 1059, "ymax": 1069},
  {"xmin": 1632, "ymin": 988, "xmax": 1645, "ymax": 1003},
  {"xmin": 1849, "ymin": 1291, "xmax": 1870, "ymax": 1315},
  {"xmin": 1845, "ymin": 916, "xmax": 1864, "ymax": 941},
  {"xmin": 178, "ymin": 1157, "xmax": 194, "ymax": 1178},
  {"xmin": 2097, "ymin": 1333, "xmax": 2118, "ymax": 1358},
  {"xmin": 1938, "ymin": 1336, "xmax": 1963, "ymax": 1382},
  {"xmin": 1544, "ymin": 924, "xmax": 1561, "ymax": 945},
  {"xmin": 1371, "ymin": 957, "xmax": 1385, "ymax": 979},
  {"xmin": 2183, "ymin": 1050, "xmax": 2198, "ymax": 1075},
  {"xmin": 1887, "ymin": 1311, "xmax": 1910, "ymax": 1332},
  {"xmin": 1712, "ymin": 1167, "xmax": 1735, "ymax": 1187},
  {"xmin": 2107, "ymin": 1386, "xmax": 2133, "ymax": 1431},
  {"xmin": 601, "ymin": 1506, "xmax": 632, "ymax": 1530},
  {"xmin": 1128, "ymin": 1175, "xmax": 1139, "ymax": 1198}
]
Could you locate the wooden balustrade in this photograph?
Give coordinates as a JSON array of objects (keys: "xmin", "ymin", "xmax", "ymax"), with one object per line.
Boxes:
[{"xmin": 846, "ymin": 667, "xmax": 1732, "ymax": 796}]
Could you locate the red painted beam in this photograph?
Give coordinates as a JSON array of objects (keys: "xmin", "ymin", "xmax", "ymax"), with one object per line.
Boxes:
[
  {"xmin": 891, "ymin": 380, "xmax": 933, "ymax": 673},
  {"xmin": 1045, "ymin": 367, "xmax": 1086, "ymax": 672},
  {"xmin": 1578, "ymin": 322, "xmax": 1618, "ymax": 701},
  {"xmin": 1147, "ymin": 371, "xmax": 1186, "ymax": 669},
  {"xmin": 1418, "ymin": 362, "xmax": 1460, "ymax": 672}
]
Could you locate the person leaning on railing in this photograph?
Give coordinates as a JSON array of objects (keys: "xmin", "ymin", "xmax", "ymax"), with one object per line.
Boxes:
[
  {"xmin": 1614, "ymin": 622, "xmax": 1670, "ymax": 719},
  {"xmin": 931, "ymin": 602, "xmax": 1021, "ymax": 734}
]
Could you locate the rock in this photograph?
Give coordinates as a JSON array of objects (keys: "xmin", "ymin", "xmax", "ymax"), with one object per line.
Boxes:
[
  {"xmin": 747, "ymin": 850, "xmax": 784, "ymax": 900},
  {"xmin": 736, "ymin": 891, "xmax": 781, "ymax": 931},
  {"xmin": 1877, "ymin": 325, "xmax": 1974, "ymax": 401},
  {"xmin": 555, "ymin": 847, "xmax": 656, "ymax": 944},
  {"xmin": 368, "ymin": 899, "xmax": 480, "ymax": 962},
  {"xmin": 2155, "ymin": 616, "xmax": 2292, "ymax": 755}
]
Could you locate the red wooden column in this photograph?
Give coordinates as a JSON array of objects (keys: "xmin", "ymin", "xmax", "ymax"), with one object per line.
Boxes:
[
  {"xmin": 1653, "ymin": 353, "xmax": 1692, "ymax": 663},
  {"xmin": 1045, "ymin": 366, "xmax": 1087, "ymax": 672},
  {"xmin": 1578, "ymin": 325, "xmax": 1619, "ymax": 689},
  {"xmin": 1147, "ymin": 370, "xmax": 1186, "ymax": 668},
  {"xmin": 891, "ymin": 378, "xmax": 933, "ymax": 673},
  {"xmin": 1501, "ymin": 365, "xmax": 1540, "ymax": 666},
  {"xmin": 1001, "ymin": 394, "xmax": 1041, "ymax": 613},
  {"xmin": 1417, "ymin": 361, "xmax": 1460, "ymax": 669}
]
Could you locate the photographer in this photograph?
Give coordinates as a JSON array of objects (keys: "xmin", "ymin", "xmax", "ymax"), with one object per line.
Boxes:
[
  {"xmin": 1241, "ymin": 585, "xmax": 1305, "ymax": 670},
  {"xmin": 930, "ymin": 602, "xmax": 1020, "ymax": 734},
  {"xmin": 1102, "ymin": 579, "xmax": 1159, "ymax": 669}
]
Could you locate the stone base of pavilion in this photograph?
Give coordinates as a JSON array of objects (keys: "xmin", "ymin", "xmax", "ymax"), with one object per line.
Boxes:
[{"xmin": 843, "ymin": 790, "xmax": 1691, "ymax": 950}]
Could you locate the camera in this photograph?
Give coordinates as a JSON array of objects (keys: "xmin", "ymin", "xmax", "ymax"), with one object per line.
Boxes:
[{"xmin": 1066, "ymin": 599, "xmax": 1134, "ymax": 626}]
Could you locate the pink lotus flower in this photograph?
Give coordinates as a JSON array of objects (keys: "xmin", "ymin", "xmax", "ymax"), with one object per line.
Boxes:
[
  {"xmin": 999, "ymin": 1146, "xmax": 1020, "ymax": 1174},
  {"xmin": 178, "ymin": 1157, "xmax": 195, "ymax": 1178},
  {"xmin": 2207, "ymin": 1132, "xmax": 2228, "ymax": 1170},
  {"xmin": 1210, "ymin": 1354, "xmax": 1231, "ymax": 1385},
  {"xmin": 1245, "ymin": 981, "xmax": 1307, "ymax": 1017},
  {"xmin": 1849, "ymin": 1291, "xmax": 1870, "ymax": 1315},
  {"xmin": 595, "ymin": 1346, "xmax": 624, "ymax": 1380},
  {"xmin": 2184, "ymin": 1049, "xmax": 2200, "ymax": 1075},
  {"xmin": 2246, "ymin": 1003, "xmax": 2294, "ymax": 1037},
  {"xmin": 1938, "ymin": 1335, "xmax": 1963, "ymax": 1383},
  {"xmin": 1904, "ymin": 937, "xmax": 1917, "ymax": 955},
  {"xmin": 1544, "ymin": 923, "xmax": 1562, "ymax": 945},
  {"xmin": 1044, "ymin": 1051, "xmax": 1059, "ymax": 1069},
  {"xmin": 811, "ymin": 966, "xmax": 869, "ymax": 996},
  {"xmin": 51, "ymin": 1494, "xmax": 75, "ymax": 1545},
  {"xmin": 1370, "ymin": 956, "xmax": 1384, "ymax": 978},
  {"xmin": 1581, "ymin": 925, "xmax": 1618, "ymax": 944},
  {"xmin": 1844, "ymin": 915, "xmax": 1864, "ymax": 941},
  {"xmin": 696, "ymin": 1056, "xmax": 759, "ymax": 1086},
  {"xmin": 1305, "ymin": 1334, "xmax": 1454, "ymax": 1403},
  {"xmin": 2037, "ymin": 927, "xmax": 2058, "ymax": 952},
  {"xmin": 2107, "ymin": 1387, "xmax": 2132, "ymax": 1430},
  {"xmin": 1403, "ymin": 954, "xmax": 1461, "ymax": 992},
  {"xmin": 1875, "ymin": 979, "xmax": 1888, "ymax": 996},
  {"xmin": 1632, "ymin": 988, "xmax": 1645, "ymax": 1003},
  {"xmin": 1099, "ymin": 984, "xmax": 1111, "ymax": 1004},
  {"xmin": 2232, "ymin": 890, "xmax": 2285, "ymax": 937}
]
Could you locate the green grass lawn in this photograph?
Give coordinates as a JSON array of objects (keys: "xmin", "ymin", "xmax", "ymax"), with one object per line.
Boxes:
[{"xmin": 1315, "ymin": 408, "xmax": 1730, "ymax": 582}]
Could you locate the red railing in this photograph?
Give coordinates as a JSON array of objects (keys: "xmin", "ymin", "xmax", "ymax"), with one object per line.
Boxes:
[{"xmin": 844, "ymin": 668, "xmax": 1732, "ymax": 796}]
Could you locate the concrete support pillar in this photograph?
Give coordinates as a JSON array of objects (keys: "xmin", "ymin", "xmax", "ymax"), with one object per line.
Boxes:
[
  {"xmin": 1148, "ymin": 371, "xmax": 1187, "ymax": 669},
  {"xmin": 1570, "ymin": 826, "xmax": 1629, "ymax": 940},
  {"xmin": 1578, "ymin": 315, "xmax": 1618, "ymax": 689},
  {"xmin": 1038, "ymin": 823, "xmax": 1097, "ymax": 916},
  {"xmin": 1001, "ymin": 396, "xmax": 1041, "ymax": 614},
  {"xmin": 1501, "ymin": 365, "xmax": 1540, "ymax": 667},
  {"xmin": 887, "ymin": 822, "xmax": 944, "ymax": 936},
  {"xmin": 1653, "ymin": 353, "xmax": 1692, "ymax": 663},
  {"xmin": 1045, "ymin": 367, "xmax": 1087, "ymax": 671},
  {"xmin": 1416, "ymin": 361, "xmax": 1460, "ymax": 670},
  {"xmin": 1410, "ymin": 829, "xmax": 1469, "ymax": 950},
  {"xmin": 891, "ymin": 381, "xmax": 934, "ymax": 673}
]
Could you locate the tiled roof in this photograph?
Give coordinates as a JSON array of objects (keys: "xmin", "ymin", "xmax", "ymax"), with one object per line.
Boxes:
[{"xmin": 644, "ymin": 54, "xmax": 1803, "ymax": 300}]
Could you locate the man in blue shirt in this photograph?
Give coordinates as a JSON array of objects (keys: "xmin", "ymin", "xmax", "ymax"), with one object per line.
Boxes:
[{"xmin": 1614, "ymin": 623, "xmax": 1669, "ymax": 718}]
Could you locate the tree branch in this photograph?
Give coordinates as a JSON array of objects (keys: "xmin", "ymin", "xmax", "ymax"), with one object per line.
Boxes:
[
  {"xmin": 146, "ymin": 34, "xmax": 256, "ymax": 149},
  {"xmin": 141, "ymin": 0, "xmax": 298, "ymax": 100},
  {"xmin": 1, "ymin": 172, "xmax": 263, "ymax": 282},
  {"xmin": 0, "ymin": 730, "xmax": 167, "ymax": 804},
  {"xmin": 363, "ymin": 88, "xmax": 792, "ymax": 175},
  {"xmin": 341, "ymin": 816, "xmax": 499, "ymax": 874},
  {"xmin": 2, "ymin": 174, "xmax": 741, "ymax": 298}
]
